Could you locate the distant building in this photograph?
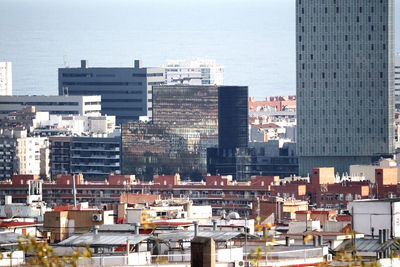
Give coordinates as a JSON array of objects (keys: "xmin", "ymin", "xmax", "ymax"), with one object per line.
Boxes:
[
  {"xmin": 33, "ymin": 114, "xmax": 117, "ymax": 137},
  {"xmin": 248, "ymin": 96, "xmax": 296, "ymax": 112},
  {"xmin": 123, "ymin": 85, "xmax": 219, "ymax": 180},
  {"xmin": 207, "ymin": 86, "xmax": 249, "ymax": 180},
  {"xmin": 15, "ymin": 136, "xmax": 49, "ymax": 177},
  {"xmin": 49, "ymin": 136, "xmax": 121, "ymax": 180},
  {"xmin": 152, "ymin": 85, "xmax": 218, "ymax": 129},
  {"xmin": 395, "ymin": 54, "xmax": 400, "ymax": 109},
  {"xmin": 297, "ymin": 0, "xmax": 395, "ymax": 175},
  {"xmin": 247, "ymin": 141, "xmax": 298, "ymax": 178},
  {"xmin": 0, "ymin": 62, "xmax": 12, "ymax": 96},
  {"xmin": 163, "ymin": 59, "xmax": 223, "ymax": 85},
  {"xmin": 0, "ymin": 137, "xmax": 16, "ymax": 180},
  {"xmin": 0, "ymin": 95, "xmax": 101, "ymax": 119},
  {"xmin": 58, "ymin": 60, "xmax": 164, "ymax": 124},
  {"xmin": 395, "ymin": 54, "xmax": 400, "ymax": 96}
]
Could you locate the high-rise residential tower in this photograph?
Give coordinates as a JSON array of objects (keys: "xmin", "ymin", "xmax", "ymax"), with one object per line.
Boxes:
[
  {"xmin": 0, "ymin": 62, "xmax": 12, "ymax": 96},
  {"xmin": 297, "ymin": 0, "xmax": 395, "ymax": 176}
]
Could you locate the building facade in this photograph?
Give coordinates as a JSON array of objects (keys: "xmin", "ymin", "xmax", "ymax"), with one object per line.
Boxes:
[
  {"xmin": 0, "ymin": 62, "xmax": 12, "ymax": 96},
  {"xmin": 395, "ymin": 54, "xmax": 400, "ymax": 97},
  {"xmin": 152, "ymin": 85, "xmax": 218, "ymax": 130},
  {"xmin": 0, "ymin": 137, "xmax": 16, "ymax": 180},
  {"xmin": 123, "ymin": 85, "xmax": 219, "ymax": 180},
  {"xmin": 58, "ymin": 60, "xmax": 164, "ymax": 124},
  {"xmin": 163, "ymin": 59, "xmax": 223, "ymax": 85},
  {"xmin": 0, "ymin": 95, "xmax": 101, "ymax": 119},
  {"xmin": 207, "ymin": 86, "xmax": 249, "ymax": 180},
  {"xmin": 15, "ymin": 136, "xmax": 49, "ymax": 177},
  {"xmin": 297, "ymin": 0, "xmax": 395, "ymax": 175},
  {"xmin": 49, "ymin": 136, "xmax": 121, "ymax": 180}
]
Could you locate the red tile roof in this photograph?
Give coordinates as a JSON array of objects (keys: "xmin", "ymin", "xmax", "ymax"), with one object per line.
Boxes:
[{"xmin": 0, "ymin": 221, "xmax": 40, "ymax": 227}]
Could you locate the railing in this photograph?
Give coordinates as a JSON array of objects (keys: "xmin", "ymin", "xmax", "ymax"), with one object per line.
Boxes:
[{"xmin": 266, "ymin": 247, "xmax": 323, "ymax": 262}]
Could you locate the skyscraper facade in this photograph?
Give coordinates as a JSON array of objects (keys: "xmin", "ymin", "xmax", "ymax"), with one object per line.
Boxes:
[
  {"xmin": 395, "ymin": 54, "xmax": 400, "ymax": 96},
  {"xmin": 207, "ymin": 86, "xmax": 250, "ymax": 180},
  {"xmin": 297, "ymin": 0, "xmax": 395, "ymax": 175}
]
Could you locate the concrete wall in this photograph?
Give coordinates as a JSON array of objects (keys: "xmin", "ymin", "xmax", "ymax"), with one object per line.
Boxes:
[{"xmin": 349, "ymin": 201, "xmax": 392, "ymax": 237}]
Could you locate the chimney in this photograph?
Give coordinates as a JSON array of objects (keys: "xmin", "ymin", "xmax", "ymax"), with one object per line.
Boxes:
[
  {"xmin": 133, "ymin": 222, "xmax": 140, "ymax": 235},
  {"xmin": 382, "ymin": 229, "xmax": 387, "ymax": 243},
  {"xmin": 5, "ymin": 195, "xmax": 12, "ymax": 205},
  {"xmin": 379, "ymin": 229, "xmax": 384, "ymax": 244},
  {"xmin": 134, "ymin": 60, "xmax": 142, "ymax": 69},
  {"xmin": 193, "ymin": 221, "xmax": 199, "ymax": 237},
  {"xmin": 285, "ymin": 236, "xmax": 290, "ymax": 247},
  {"xmin": 93, "ymin": 225, "xmax": 99, "ymax": 235},
  {"xmin": 318, "ymin": 235, "xmax": 323, "ymax": 246},
  {"xmin": 212, "ymin": 220, "xmax": 217, "ymax": 231},
  {"xmin": 81, "ymin": 60, "xmax": 88, "ymax": 69}
]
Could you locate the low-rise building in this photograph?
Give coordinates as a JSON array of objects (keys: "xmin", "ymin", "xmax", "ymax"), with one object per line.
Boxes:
[
  {"xmin": 44, "ymin": 207, "xmax": 114, "ymax": 243},
  {"xmin": 0, "ymin": 95, "xmax": 101, "ymax": 119}
]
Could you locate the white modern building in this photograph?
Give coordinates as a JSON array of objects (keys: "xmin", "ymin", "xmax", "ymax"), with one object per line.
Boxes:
[
  {"xmin": 15, "ymin": 136, "xmax": 49, "ymax": 177},
  {"xmin": 0, "ymin": 95, "xmax": 101, "ymax": 119},
  {"xmin": 38, "ymin": 114, "xmax": 117, "ymax": 136},
  {"xmin": 348, "ymin": 199, "xmax": 400, "ymax": 238},
  {"xmin": 0, "ymin": 62, "xmax": 12, "ymax": 96},
  {"xmin": 163, "ymin": 59, "xmax": 224, "ymax": 85}
]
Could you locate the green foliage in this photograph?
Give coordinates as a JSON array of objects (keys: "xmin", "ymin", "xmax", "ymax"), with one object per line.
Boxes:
[{"xmin": 17, "ymin": 236, "xmax": 92, "ymax": 267}]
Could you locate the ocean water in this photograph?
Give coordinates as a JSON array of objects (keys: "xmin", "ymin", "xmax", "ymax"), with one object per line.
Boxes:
[{"xmin": 0, "ymin": 0, "xmax": 399, "ymax": 98}]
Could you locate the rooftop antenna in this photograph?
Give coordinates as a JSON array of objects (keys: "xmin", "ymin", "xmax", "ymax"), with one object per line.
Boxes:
[{"xmin": 63, "ymin": 55, "xmax": 70, "ymax": 68}]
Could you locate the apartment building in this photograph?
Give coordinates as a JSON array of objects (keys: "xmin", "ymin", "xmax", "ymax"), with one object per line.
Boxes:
[
  {"xmin": 15, "ymin": 136, "xmax": 49, "ymax": 177},
  {"xmin": 49, "ymin": 136, "xmax": 121, "ymax": 180}
]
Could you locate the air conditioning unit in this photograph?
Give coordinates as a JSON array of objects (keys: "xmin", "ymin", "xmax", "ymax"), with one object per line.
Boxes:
[
  {"xmin": 326, "ymin": 254, "xmax": 333, "ymax": 262},
  {"xmin": 234, "ymin": 261, "xmax": 249, "ymax": 267},
  {"xmin": 92, "ymin": 214, "xmax": 102, "ymax": 222}
]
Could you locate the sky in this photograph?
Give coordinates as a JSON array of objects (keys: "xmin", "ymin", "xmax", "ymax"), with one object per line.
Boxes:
[{"xmin": 0, "ymin": 0, "xmax": 398, "ymax": 99}]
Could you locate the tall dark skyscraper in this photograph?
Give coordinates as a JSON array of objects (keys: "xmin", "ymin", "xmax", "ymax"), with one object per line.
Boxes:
[
  {"xmin": 207, "ymin": 86, "xmax": 249, "ymax": 180},
  {"xmin": 296, "ymin": 0, "xmax": 395, "ymax": 175},
  {"xmin": 218, "ymin": 86, "xmax": 249, "ymax": 151}
]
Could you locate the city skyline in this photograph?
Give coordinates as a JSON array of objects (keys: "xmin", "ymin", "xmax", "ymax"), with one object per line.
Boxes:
[{"xmin": 1, "ymin": 0, "xmax": 398, "ymax": 98}]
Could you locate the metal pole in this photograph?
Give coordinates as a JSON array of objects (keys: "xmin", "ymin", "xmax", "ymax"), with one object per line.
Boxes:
[
  {"xmin": 72, "ymin": 174, "xmax": 77, "ymax": 208},
  {"xmin": 245, "ymin": 213, "xmax": 248, "ymax": 261}
]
